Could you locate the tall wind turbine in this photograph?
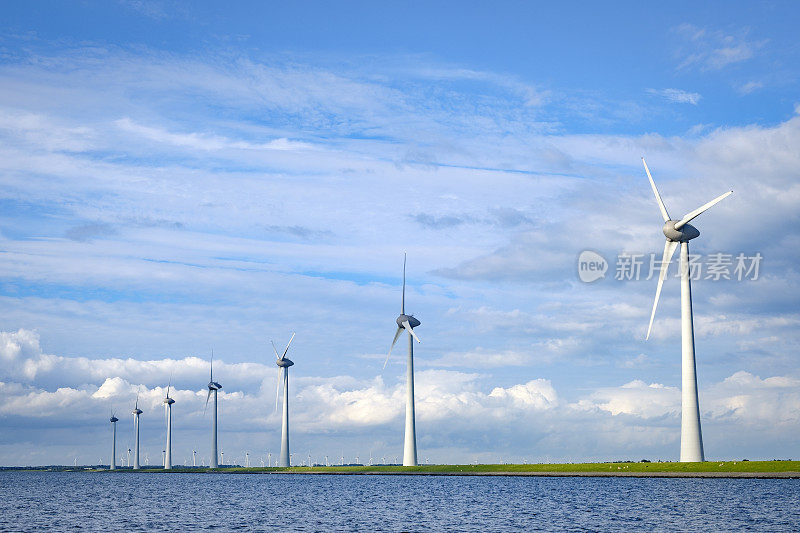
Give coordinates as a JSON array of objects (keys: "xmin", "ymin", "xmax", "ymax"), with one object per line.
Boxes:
[
  {"xmin": 642, "ymin": 158, "xmax": 732, "ymax": 462},
  {"xmin": 273, "ymin": 333, "xmax": 296, "ymax": 468},
  {"xmin": 132, "ymin": 392, "xmax": 143, "ymax": 470},
  {"xmin": 109, "ymin": 411, "xmax": 119, "ymax": 470},
  {"xmin": 383, "ymin": 253, "xmax": 421, "ymax": 466},
  {"xmin": 205, "ymin": 353, "xmax": 222, "ymax": 468},
  {"xmin": 163, "ymin": 378, "xmax": 175, "ymax": 470}
]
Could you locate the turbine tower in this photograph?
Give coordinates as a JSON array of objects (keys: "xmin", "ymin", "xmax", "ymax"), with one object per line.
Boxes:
[
  {"xmin": 383, "ymin": 253, "xmax": 421, "ymax": 466},
  {"xmin": 163, "ymin": 378, "xmax": 175, "ymax": 470},
  {"xmin": 642, "ymin": 158, "xmax": 732, "ymax": 462},
  {"xmin": 205, "ymin": 353, "xmax": 222, "ymax": 468},
  {"xmin": 273, "ymin": 333, "xmax": 296, "ymax": 468},
  {"xmin": 109, "ymin": 411, "xmax": 119, "ymax": 470},
  {"xmin": 132, "ymin": 393, "xmax": 143, "ymax": 470}
]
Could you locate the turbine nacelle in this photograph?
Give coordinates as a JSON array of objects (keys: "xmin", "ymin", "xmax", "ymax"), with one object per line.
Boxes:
[
  {"xmin": 163, "ymin": 397, "xmax": 175, "ymax": 405},
  {"xmin": 663, "ymin": 221, "xmax": 699, "ymax": 242},
  {"xmin": 276, "ymin": 358, "xmax": 294, "ymax": 368},
  {"xmin": 110, "ymin": 416, "xmax": 119, "ymax": 423},
  {"xmin": 208, "ymin": 381, "xmax": 222, "ymax": 391},
  {"xmin": 132, "ymin": 408, "xmax": 143, "ymax": 415},
  {"xmin": 396, "ymin": 314, "xmax": 420, "ymax": 329}
]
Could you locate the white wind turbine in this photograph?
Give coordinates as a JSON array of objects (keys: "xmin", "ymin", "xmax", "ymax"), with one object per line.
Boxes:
[
  {"xmin": 642, "ymin": 158, "xmax": 732, "ymax": 462},
  {"xmin": 132, "ymin": 391, "xmax": 143, "ymax": 470},
  {"xmin": 109, "ymin": 411, "xmax": 119, "ymax": 471},
  {"xmin": 205, "ymin": 352, "xmax": 222, "ymax": 468},
  {"xmin": 273, "ymin": 333, "xmax": 296, "ymax": 468},
  {"xmin": 163, "ymin": 377, "xmax": 175, "ymax": 470},
  {"xmin": 383, "ymin": 253, "xmax": 421, "ymax": 466}
]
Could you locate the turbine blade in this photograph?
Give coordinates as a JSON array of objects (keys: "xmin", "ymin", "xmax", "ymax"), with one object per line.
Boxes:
[
  {"xmin": 271, "ymin": 340, "xmax": 281, "ymax": 361},
  {"xmin": 646, "ymin": 240, "xmax": 678, "ymax": 340},
  {"xmin": 204, "ymin": 389, "xmax": 211, "ymax": 415},
  {"xmin": 210, "ymin": 350, "xmax": 214, "ymax": 382},
  {"xmin": 402, "ymin": 253, "xmax": 406, "ymax": 315},
  {"xmin": 275, "ymin": 367, "xmax": 282, "ymax": 411},
  {"xmin": 383, "ymin": 327, "xmax": 404, "ymax": 369},
  {"xmin": 674, "ymin": 190, "xmax": 733, "ymax": 230},
  {"xmin": 642, "ymin": 158, "xmax": 671, "ymax": 222},
  {"xmin": 403, "ymin": 320, "xmax": 421, "ymax": 343},
  {"xmin": 281, "ymin": 333, "xmax": 296, "ymax": 360}
]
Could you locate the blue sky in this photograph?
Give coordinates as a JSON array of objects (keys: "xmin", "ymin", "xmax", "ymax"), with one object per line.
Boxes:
[{"xmin": 0, "ymin": 1, "xmax": 799, "ymax": 466}]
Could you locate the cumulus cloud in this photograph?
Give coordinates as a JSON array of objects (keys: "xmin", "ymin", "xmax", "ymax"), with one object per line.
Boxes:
[
  {"xmin": 2, "ymin": 329, "xmax": 798, "ymax": 464},
  {"xmin": 574, "ymin": 380, "xmax": 680, "ymax": 418}
]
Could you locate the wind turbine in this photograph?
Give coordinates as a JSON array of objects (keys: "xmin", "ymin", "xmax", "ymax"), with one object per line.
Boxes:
[
  {"xmin": 192, "ymin": 449, "xmax": 197, "ymax": 467},
  {"xmin": 383, "ymin": 253, "xmax": 421, "ymax": 466},
  {"xmin": 109, "ymin": 411, "xmax": 119, "ymax": 470},
  {"xmin": 163, "ymin": 377, "xmax": 175, "ymax": 470},
  {"xmin": 273, "ymin": 333, "xmax": 296, "ymax": 467},
  {"xmin": 132, "ymin": 392, "xmax": 143, "ymax": 470},
  {"xmin": 205, "ymin": 352, "xmax": 222, "ymax": 468},
  {"xmin": 642, "ymin": 158, "xmax": 732, "ymax": 462}
]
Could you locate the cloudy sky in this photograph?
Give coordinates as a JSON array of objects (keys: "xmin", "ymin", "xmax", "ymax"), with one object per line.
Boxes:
[{"xmin": 1, "ymin": 1, "xmax": 798, "ymax": 466}]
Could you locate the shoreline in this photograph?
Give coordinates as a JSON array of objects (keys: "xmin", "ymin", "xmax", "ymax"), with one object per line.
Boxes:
[
  {"xmin": 277, "ymin": 470, "xmax": 800, "ymax": 479},
  {"xmin": 4, "ymin": 460, "xmax": 799, "ymax": 479}
]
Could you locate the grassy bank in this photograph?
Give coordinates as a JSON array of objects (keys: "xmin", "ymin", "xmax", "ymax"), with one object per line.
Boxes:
[{"xmin": 69, "ymin": 460, "xmax": 800, "ymax": 475}]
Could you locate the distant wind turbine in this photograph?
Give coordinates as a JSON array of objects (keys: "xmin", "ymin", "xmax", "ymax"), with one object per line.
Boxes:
[
  {"xmin": 205, "ymin": 352, "xmax": 222, "ymax": 468},
  {"xmin": 109, "ymin": 411, "xmax": 119, "ymax": 471},
  {"xmin": 642, "ymin": 158, "xmax": 732, "ymax": 462},
  {"xmin": 132, "ymin": 392, "xmax": 143, "ymax": 470},
  {"xmin": 383, "ymin": 253, "xmax": 421, "ymax": 466},
  {"xmin": 273, "ymin": 333, "xmax": 296, "ymax": 468},
  {"xmin": 163, "ymin": 377, "xmax": 175, "ymax": 469}
]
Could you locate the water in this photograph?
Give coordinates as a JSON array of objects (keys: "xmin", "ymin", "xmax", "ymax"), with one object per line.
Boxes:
[{"xmin": 1, "ymin": 471, "xmax": 798, "ymax": 532}]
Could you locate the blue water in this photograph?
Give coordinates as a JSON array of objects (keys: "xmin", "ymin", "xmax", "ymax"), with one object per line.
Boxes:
[{"xmin": 1, "ymin": 471, "xmax": 798, "ymax": 532}]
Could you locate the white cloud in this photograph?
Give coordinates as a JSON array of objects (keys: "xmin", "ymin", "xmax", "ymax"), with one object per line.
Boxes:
[
  {"xmin": 674, "ymin": 24, "xmax": 766, "ymax": 71},
  {"xmin": 705, "ymin": 371, "xmax": 800, "ymax": 426},
  {"xmin": 115, "ymin": 118, "xmax": 315, "ymax": 152},
  {"xmin": 2, "ymin": 329, "xmax": 798, "ymax": 464},
  {"xmin": 646, "ymin": 88, "xmax": 702, "ymax": 105},
  {"xmin": 573, "ymin": 380, "xmax": 680, "ymax": 418},
  {"xmin": 738, "ymin": 81, "xmax": 764, "ymax": 95}
]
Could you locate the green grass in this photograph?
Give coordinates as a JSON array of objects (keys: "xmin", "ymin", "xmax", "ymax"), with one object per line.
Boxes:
[{"xmin": 89, "ymin": 460, "xmax": 800, "ymax": 475}]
